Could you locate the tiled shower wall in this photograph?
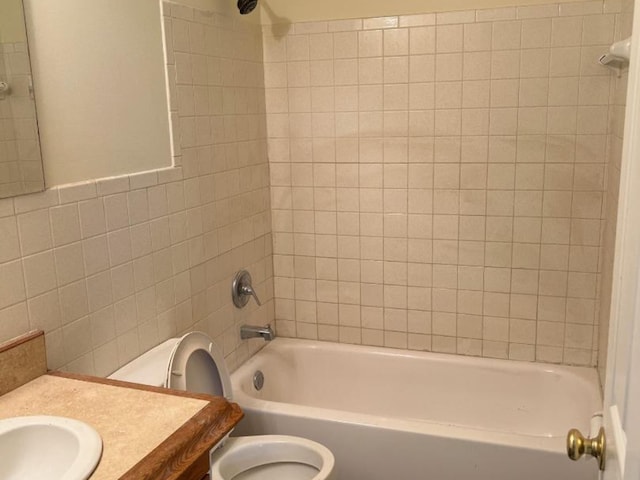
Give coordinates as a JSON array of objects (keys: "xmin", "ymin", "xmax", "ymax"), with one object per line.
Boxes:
[
  {"xmin": 266, "ymin": 1, "xmax": 621, "ymax": 366},
  {"xmin": 162, "ymin": 2, "xmax": 274, "ymax": 371},
  {"xmin": 597, "ymin": 0, "xmax": 633, "ymax": 381},
  {"xmin": 0, "ymin": 1, "xmax": 273, "ymax": 376}
]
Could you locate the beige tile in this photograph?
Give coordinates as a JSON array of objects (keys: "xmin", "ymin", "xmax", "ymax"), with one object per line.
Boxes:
[
  {"xmin": 22, "ymin": 251, "xmax": 57, "ymax": 298},
  {"xmin": 333, "ymin": 31, "xmax": 358, "ymax": 58},
  {"xmin": 0, "ymin": 217, "xmax": 20, "ymax": 264},
  {"xmin": 17, "ymin": 209, "xmax": 53, "ymax": 256},
  {"xmin": 491, "ymin": 50, "xmax": 521, "ymax": 79},
  {"xmin": 384, "ymin": 29, "xmax": 409, "ymax": 56},
  {"xmin": 27, "ymin": 291, "xmax": 61, "ymax": 334},
  {"xmin": 463, "ymin": 23, "xmax": 492, "ymax": 52},
  {"xmin": 462, "ymin": 80, "xmax": 490, "ymax": 107},
  {"xmin": 384, "ymin": 57, "xmax": 409, "ymax": 84},
  {"xmin": 477, "ymin": 7, "xmax": 516, "ymax": 22},
  {"xmin": 436, "ymin": 10, "xmax": 475, "ymax": 25},
  {"xmin": 310, "ymin": 33, "xmax": 334, "ymax": 60},
  {"xmin": 359, "ymin": 30, "xmax": 383, "ymax": 57},
  {"xmin": 435, "ymin": 82, "xmax": 462, "ymax": 108},
  {"xmin": 437, "ymin": 25, "xmax": 463, "ymax": 53},
  {"xmin": 0, "ymin": 261, "xmax": 25, "ymax": 311},
  {"xmin": 463, "ymin": 51, "xmax": 491, "ymax": 80},
  {"xmin": 287, "ymin": 35, "xmax": 311, "ymax": 61},
  {"xmin": 50, "ymin": 204, "xmax": 82, "ymax": 247},
  {"xmin": 54, "ymin": 243, "xmax": 86, "ymax": 287},
  {"xmin": 364, "ymin": 17, "xmax": 399, "ymax": 30},
  {"xmin": 521, "ymin": 19, "xmax": 552, "ymax": 48},
  {"xmin": 410, "ymin": 27, "xmax": 436, "ymax": 55},
  {"xmin": 400, "ymin": 14, "xmax": 436, "ymax": 28},
  {"xmin": 436, "ymin": 53, "xmax": 463, "ymax": 81},
  {"xmin": 517, "ymin": 4, "xmax": 558, "ymax": 19},
  {"xmin": 549, "ymin": 47, "xmax": 581, "ymax": 76},
  {"xmin": 551, "ymin": 16, "xmax": 583, "ymax": 47},
  {"xmin": 78, "ymin": 199, "xmax": 107, "ymax": 239},
  {"xmin": 581, "ymin": 15, "xmax": 615, "ymax": 45},
  {"xmin": 409, "ymin": 55, "xmax": 435, "ymax": 82},
  {"xmin": 492, "ymin": 21, "xmax": 521, "ymax": 50}
]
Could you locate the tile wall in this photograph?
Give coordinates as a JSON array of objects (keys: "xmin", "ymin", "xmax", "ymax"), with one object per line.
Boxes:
[
  {"xmin": 0, "ymin": 0, "xmax": 628, "ymax": 376},
  {"xmin": 265, "ymin": 1, "xmax": 621, "ymax": 366},
  {"xmin": 0, "ymin": 0, "xmax": 273, "ymax": 376},
  {"xmin": 0, "ymin": 42, "xmax": 44, "ymax": 197},
  {"xmin": 597, "ymin": 0, "xmax": 633, "ymax": 381}
]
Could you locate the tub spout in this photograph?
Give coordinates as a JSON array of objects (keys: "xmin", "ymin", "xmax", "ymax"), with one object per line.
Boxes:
[{"xmin": 241, "ymin": 324, "xmax": 275, "ymax": 341}]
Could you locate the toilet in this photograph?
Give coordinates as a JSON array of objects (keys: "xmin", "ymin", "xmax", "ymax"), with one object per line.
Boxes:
[{"xmin": 109, "ymin": 332, "xmax": 334, "ymax": 480}]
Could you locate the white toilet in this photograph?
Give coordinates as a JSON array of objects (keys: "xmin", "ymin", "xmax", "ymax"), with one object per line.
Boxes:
[{"xmin": 109, "ymin": 331, "xmax": 334, "ymax": 480}]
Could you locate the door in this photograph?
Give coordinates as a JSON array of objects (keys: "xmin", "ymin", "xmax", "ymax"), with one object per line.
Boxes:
[{"xmin": 600, "ymin": 1, "xmax": 640, "ymax": 478}]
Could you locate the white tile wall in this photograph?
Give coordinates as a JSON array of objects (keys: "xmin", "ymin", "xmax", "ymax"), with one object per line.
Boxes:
[
  {"xmin": 265, "ymin": 1, "xmax": 621, "ymax": 366},
  {"xmin": 0, "ymin": 0, "xmax": 627, "ymax": 375},
  {"xmin": 597, "ymin": 0, "xmax": 633, "ymax": 382},
  {"xmin": 0, "ymin": 1, "xmax": 274, "ymax": 376}
]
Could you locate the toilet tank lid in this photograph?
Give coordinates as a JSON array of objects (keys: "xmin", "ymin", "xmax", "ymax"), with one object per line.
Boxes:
[{"xmin": 108, "ymin": 338, "xmax": 179, "ymax": 386}]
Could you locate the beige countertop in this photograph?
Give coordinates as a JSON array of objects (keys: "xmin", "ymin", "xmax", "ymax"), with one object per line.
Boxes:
[
  {"xmin": 0, "ymin": 375, "xmax": 209, "ymax": 479},
  {"xmin": 0, "ymin": 332, "xmax": 243, "ymax": 479}
]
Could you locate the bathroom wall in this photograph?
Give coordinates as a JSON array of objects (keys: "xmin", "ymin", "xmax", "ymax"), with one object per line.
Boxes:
[
  {"xmin": 597, "ymin": 0, "xmax": 634, "ymax": 382},
  {"xmin": 0, "ymin": 0, "xmax": 626, "ymax": 375},
  {"xmin": 260, "ymin": 0, "xmax": 591, "ymax": 25},
  {"xmin": 266, "ymin": 1, "xmax": 618, "ymax": 366},
  {"xmin": 0, "ymin": 0, "xmax": 273, "ymax": 376}
]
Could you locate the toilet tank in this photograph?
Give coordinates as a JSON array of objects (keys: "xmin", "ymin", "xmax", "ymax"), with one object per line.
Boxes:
[{"xmin": 108, "ymin": 338, "xmax": 179, "ymax": 386}]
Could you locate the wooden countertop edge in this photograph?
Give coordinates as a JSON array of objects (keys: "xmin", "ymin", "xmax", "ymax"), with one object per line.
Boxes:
[
  {"xmin": 122, "ymin": 398, "xmax": 242, "ymax": 480},
  {"xmin": 48, "ymin": 371, "xmax": 244, "ymax": 480}
]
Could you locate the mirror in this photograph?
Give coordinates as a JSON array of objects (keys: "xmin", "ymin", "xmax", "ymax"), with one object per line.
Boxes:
[{"xmin": 0, "ymin": 0, "xmax": 44, "ymax": 198}]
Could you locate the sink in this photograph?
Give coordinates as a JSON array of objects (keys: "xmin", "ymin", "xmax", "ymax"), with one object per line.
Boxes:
[{"xmin": 0, "ymin": 416, "xmax": 102, "ymax": 480}]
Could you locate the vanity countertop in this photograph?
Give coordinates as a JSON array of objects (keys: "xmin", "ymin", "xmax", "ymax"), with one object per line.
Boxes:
[{"xmin": 0, "ymin": 355, "xmax": 243, "ymax": 479}]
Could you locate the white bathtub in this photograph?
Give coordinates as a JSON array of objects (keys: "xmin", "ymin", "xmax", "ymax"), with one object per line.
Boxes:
[{"xmin": 231, "ymin": 338, "xmax": 602, "ymax": 480}]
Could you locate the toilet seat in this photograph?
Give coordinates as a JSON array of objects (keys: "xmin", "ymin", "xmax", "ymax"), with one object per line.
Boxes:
[
  {"xmin": 110, "ymin": 331, "xmax": 334, "ymax": 480},
  {"xmin": 210, "ymin": 435, "xmax": 335, "ymax": 480},
  {"xmin": 166, "ymin": 332, "xmax": 233, "ymax": 401}
]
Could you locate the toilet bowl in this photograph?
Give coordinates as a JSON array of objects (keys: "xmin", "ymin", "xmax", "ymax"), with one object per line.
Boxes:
[
  {"xmin": 210, "ymin": 435, "xmax": 334, "ymax": 480},
  {"xmin": 109, "ymin": 332, "xmax": 334, "ymax": 480}
]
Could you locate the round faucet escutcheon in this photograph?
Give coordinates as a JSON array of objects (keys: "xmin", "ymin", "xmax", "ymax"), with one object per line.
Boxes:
[{"xmin": 232, "ymin": 270, "xmax": 262, "ymax": 308}]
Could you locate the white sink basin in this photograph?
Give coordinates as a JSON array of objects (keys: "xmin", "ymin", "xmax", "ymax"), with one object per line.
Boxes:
[{"xmin": 0, "ymin": 416, "xmax": 102, "ymax": 480}]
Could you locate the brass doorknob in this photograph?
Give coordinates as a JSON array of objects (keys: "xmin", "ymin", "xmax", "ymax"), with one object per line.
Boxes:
[{"xmin": 566, "ymin": 427, "xmax": 606, "ymax": 471}]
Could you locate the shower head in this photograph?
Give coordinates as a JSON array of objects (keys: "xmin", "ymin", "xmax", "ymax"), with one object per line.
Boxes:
[{"xmin": 237, "ymin": 0, "xmax": 258, "ymax": 14}]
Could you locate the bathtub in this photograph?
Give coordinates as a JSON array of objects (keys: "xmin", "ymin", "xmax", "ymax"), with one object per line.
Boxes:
[{"xmin": 231, "ymin": 338, "xmax": 602, "ymax": 480}]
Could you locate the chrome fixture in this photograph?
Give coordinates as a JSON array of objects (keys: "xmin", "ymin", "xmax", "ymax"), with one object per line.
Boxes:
[
  {"xmin": 240, "ymin": 324, "xmax": 275, "ymax": 341},
  {"xmin": 253, "ymin": 370, "xmax": 265, "ymax": 390},
  {"xmin": 232, "ymin": 270, "xmax": 262, "ymax": 308},
  {"xmin": 599, "ymin": 36, "xmax": 632, "ymax": 76}
]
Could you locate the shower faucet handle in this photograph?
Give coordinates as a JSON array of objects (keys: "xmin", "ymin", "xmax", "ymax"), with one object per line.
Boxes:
[
  {"xmin": 240, "ymin": 283, "xmax": 262, "ymax": 307},
  {"xmin": 232, "ymin": 270, "xmax": 262, "ymax": 308}
]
